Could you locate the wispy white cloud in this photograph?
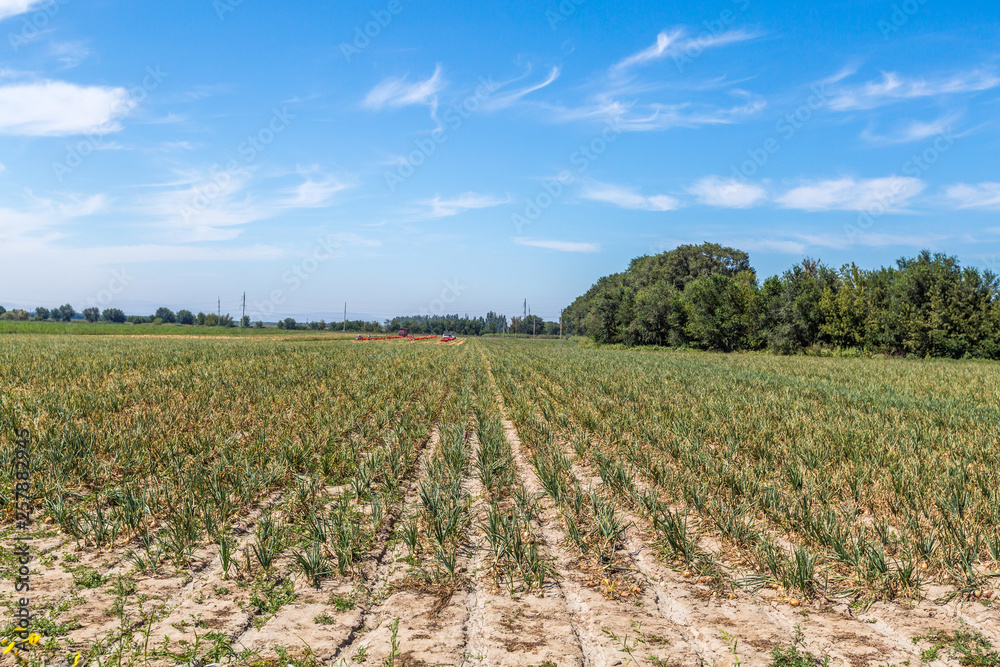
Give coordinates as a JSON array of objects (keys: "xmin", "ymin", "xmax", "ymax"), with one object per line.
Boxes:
[
  {"xmin": 0, "ymin": 193, "xmax": 108, "ymax": 241},
  {"xmin": 420, "ymin": 192, "xmax": 509, "ymax": 218},
  {"xmin": 74, "ymin": 244, "xmax": 288, "ymax": 264},
  {"xmin": 71, "ymin": 234, "xmax": 373, "ymax": 265},
  {"xmin": 581, "ymin": 182, "xmax": 679, "ymax": 211},
  {"xmin": 49, "ymin": 41, "xmax": 92, "ymax": 69},
  {"xmin": 139, "ymin": 169, "xmax": 353, "ymax": 242},
  {"xmin": 776, "ymin": 177, "xmax": 925, "ymax": 212},
  {"xmin": 614, "ymin": 29, "xmax": 685, "ymax": 71},
  {"xmin": 156, "ymin": 140, "xmax": 197, "ymax": 152},
  {"xmin": 795, "ymin": 232, "xmax": 948, "ymax": 249},
  {"xmin": 514, "ymin": 237, "xmax": 601, "ymax": 253},
  {"xmin": 0, "ymin": 0, "xmax": 43, "ymax": 21},
  {"xmin": 0, "ymin": 81, "xmax": 133, "ymax": 136},
  {"xmin": 861, "ymin": 113, "xmax": 961, "ymax": 145},
  {"xmin": 688, "ymin": 176, "xmax": 767, "ymax": 208},
  {"xmin": 284, "ymin": 174, "xmax": 352, "ymax": 208},
  {"xmin": 529, "ymin": 26, "xmax": 765, "ymax": 132},
  {"xmin": 828, "ymin": 69, "xmax": 999, "ymax": 111},
  {"xmin": 613, "ymin": 28, "xmax": 761, "ymax": 72},
  {"xmin": 546, "ymin": 97, "xmax": 766, "ymax": 132},
  {"xmin": 141, "ymin": 113, "xmax": 188, "ymax": 125},
  {"xmin": 945, "ymin": 183, "xmax": 1000, "ymax": 210},
  {"xmin": 485, "ymin": 66, "xmax": 561, "ymax": 111},
  {"xmin": 620, "ymin": 99, "xmax": 766, "ymax": 131},
  {"xmin": 363, "ymin": 65, "xmax": 445, "ymax": 111}
]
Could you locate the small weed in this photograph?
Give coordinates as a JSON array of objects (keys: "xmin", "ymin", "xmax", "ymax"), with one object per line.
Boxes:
[
  {"xmin": 770, "ymin": 626, "xmax": 831, "ymax": 667},
  {"xmin": 249, "ymin": 577, "xmax": 296, "ymax": 617},
  {"xmin": 913, "ymin": 625, "xmax": 1000, "ymax": 666},
  {"xmin": 329, "ymin": 594, "xmax": 356, "ymax": 611},
  {"xmin": 384, "ymin": 617, "xmax": 401, "ymax": 667},
  {"xmin": 72, "ymin": 568, "xmax": 104, "ymax": 589}
]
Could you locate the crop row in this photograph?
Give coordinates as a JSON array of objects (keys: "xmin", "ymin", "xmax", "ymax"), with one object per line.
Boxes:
[{"xmin": 480, "ymin": 339, "xmax": 1000, "ymax": 603}]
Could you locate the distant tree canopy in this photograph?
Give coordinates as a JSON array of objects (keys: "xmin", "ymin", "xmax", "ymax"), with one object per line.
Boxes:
[
  {"xmin": 384, "ymin": 312, "xmax": 515, "ymax": 336},
  {"xmin": 54, "ymin": 304, "xmax": 76, "ymax": 322},
  {"xmin": 155, "ymin": 307, "xmax": 176, "ymax": 324},
  {"xmin": 565, "ymin": 243, "xmax": 1000, "ymax": 359},
  {"xmin": 102, "ymin": 308, "xmax": 126, "ymax": 324},
  {"xmin": 1, "ymin": 302, "xmax": 546, "ymax": 336}
]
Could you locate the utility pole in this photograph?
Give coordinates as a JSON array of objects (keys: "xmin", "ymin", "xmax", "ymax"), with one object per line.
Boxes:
[
  {"xmin": 523, "ymin": 299, "xmax": 526, "ymax": 338},
  {"xmin": 242, "ymin": 293, "xmax": 246, "ymax": 327},
  {"xmin": 218, "ymin": 297, "xmax": 221, "ymax": 317}
]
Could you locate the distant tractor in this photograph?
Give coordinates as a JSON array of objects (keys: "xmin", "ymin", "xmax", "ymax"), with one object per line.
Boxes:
[
  {"xmin": 441, "ymin": 332, "xmax": 457, "ymax": 342},
  {"xmin": 399, "ymin": 328, "xmax": 409, "ymax": 337}
]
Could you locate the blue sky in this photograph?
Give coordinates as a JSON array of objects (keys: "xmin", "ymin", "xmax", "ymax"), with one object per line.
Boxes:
[{"xmin": 1, "ymin": 0, "xmax": 998, "ymax": 321}]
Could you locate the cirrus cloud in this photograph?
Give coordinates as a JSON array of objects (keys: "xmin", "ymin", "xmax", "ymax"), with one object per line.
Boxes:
[
  {"xmin": 688, "ymin": 176, "xmax": 767, "ymax": 208},
  {"xmin": 776, "ymin": 177, "xmax": 925, "ymax": 212},
  {"xmin": 363, "ymin": 65, "xmax": 444, "ymax": 111},
  {"xmin": 945, "ymin": 183, "xmax": 1000, "ymax": 210},
  {"xmin": 513, "ymin": 237, "xmax": 600, "ymax": 253},
  {"xmin": 613, "ymin": 28, "xmax": 761, "ymax": 72},
  {"xmin": 828, "ymin": 69, "xmax": 999, "ymax": 111},
  {"xmin": 581, "ymin": 182, "xmax": 680, "ymax": 211},
  {"xmin": 420, "ymin": 192, "xmax": 510, "ymax": 218}
]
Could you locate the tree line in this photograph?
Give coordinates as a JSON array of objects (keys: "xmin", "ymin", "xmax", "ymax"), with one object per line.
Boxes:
[
  {"xmin": 0, "ymin": 304, "xmax": 564, "ymax": 336},
  {"xmin": 565, "ymin": 242, "xmax": 1000, "ymax": 359},
  {"xmin": 0, "ymin": 305, "xmax": 244, "ymax": 327}
]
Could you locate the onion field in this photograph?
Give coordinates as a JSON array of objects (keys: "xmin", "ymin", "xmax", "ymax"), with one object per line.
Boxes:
[{"xmin": 0, "ymin": 333, "xmax": 998, "ymax": 667}]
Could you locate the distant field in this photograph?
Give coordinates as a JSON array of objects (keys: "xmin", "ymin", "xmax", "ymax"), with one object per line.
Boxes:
[
  {"xmin": 0, "ymin": 335, "xmax": 997, "ymax": 666},
  {"xmin": 0, "ymin": 321, "xmax": 366, "ymax": 337}
]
